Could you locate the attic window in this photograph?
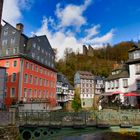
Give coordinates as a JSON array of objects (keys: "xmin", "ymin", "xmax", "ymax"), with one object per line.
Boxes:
[
  {"xmin": 12, "ymin": 31, "xmax": 16, "ymax": 34},
  {"xmin": 33, "ymin": 43, "xmax": 36, "ymax": 48},
  {"xmin": 4, "ymin": 30, "xmax": 8, "ymax": 36},
  {"xmin": 38, "ymin": 46, "xmax": 40, "ymax": 50}
]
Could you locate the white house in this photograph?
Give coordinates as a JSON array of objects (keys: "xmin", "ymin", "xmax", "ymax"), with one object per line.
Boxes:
[{"xmin": 105, "ymin": 44, "xmax": 140, "ymax": 107}]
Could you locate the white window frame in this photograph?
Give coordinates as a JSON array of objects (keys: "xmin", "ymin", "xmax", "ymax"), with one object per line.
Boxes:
[{"xmin": 10, "ymin": 87, "xmax": 15, "ymax": 97}]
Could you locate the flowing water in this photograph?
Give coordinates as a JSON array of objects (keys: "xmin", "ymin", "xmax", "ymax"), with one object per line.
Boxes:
[{"xmin": 62, "ymin": 132, "xmax": 140, "ymax": 140}]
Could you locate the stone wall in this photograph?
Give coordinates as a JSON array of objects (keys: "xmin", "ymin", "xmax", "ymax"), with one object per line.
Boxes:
[{"xmin": 0, "ymin": 126, "xmax": 19, "ymax": 140}]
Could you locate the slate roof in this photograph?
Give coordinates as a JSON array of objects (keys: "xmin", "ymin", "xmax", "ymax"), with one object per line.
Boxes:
[
  {"xmin": 57, "ymin": 73, "xmax": 74, "ymax": 90},
  {"xmin": 106, "ymin": 64, "xmax": 129, "ymax": 80},
  {"xmin": 77, "ymin": 71, "xmax": 94, "ymax": 80}
]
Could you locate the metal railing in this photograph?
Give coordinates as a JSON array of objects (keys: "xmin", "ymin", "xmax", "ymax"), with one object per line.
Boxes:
[{"xmin": 16, "ymin": 109, "xmax": 140, "ymax": 127}]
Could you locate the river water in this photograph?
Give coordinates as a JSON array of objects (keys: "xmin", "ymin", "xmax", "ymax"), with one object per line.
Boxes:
[{"xmin": 62, "ymin": 132, "xmax": 140, "ymax": 140}]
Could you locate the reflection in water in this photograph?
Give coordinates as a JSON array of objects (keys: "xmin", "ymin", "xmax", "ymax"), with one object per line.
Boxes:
[{"xmin": 62, "ymin": 132, "xmax": 140, "ymax": 140}]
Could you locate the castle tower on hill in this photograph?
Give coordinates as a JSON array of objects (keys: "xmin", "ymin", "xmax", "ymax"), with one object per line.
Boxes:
[{"xmin": 83, "ymin": 45, "xmax": 94, "ymax": 57}]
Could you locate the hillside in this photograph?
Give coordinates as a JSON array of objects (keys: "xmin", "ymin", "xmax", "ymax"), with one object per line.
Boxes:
[{"xmin": 55, "ymin": 41, "xmax": 134, "ymax": 85}]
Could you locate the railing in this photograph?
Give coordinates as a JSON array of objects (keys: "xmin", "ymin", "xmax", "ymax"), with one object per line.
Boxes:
[
  {"xmin": 1, "ymin": 109, "xmax": 140, "ymax": 127},
  {"xmin": 16, "ymin": 109, "xmax": 140, "ymax": 127}
]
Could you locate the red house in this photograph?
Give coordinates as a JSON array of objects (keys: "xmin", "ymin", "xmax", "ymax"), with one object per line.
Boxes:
[{"xmin": 0, "ymin": 21, "xmax": 57, "ymax": 110}]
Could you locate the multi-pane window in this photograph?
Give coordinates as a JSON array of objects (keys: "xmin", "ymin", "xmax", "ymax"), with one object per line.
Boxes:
[
  {"xmin": 29, "ymin": 89, "xmax": 32, "ymax": 97},
  {"xmin": 123, "ymin": 79, "xmax": 128, "ymax": 88},
  {"xmin": 24, "ymin": 74, "xmax": 28, "ymax": 83},
  {"xmin": 40, "ymin": 78, "xmax": 42, "ymax": 86},
  {"xmin": 40, "ymin": 68, "xmax": 42, "ymax": 73},
  {"xmin": 36, "ymin": 66, "xmax": 38, "ymax": 72},
  {"xmin": 24, "ymin": 88, "xmax": 27, "ymax": 98},
  {"xmin": 5, "ymin": 61, "xmax": 9, "ymax": 67},
  {"xmin": 10, "ymin": 88, "xmax": 15, "ymax": 97},
  {"xmin": 6, "ymin": 49, "xmax": 10, "ymax": 55},
  {"xmin": 30, "ymin": 64, "xmax": 33, "ymax": 70},
  {"xmin": 136, "ymin": 80, "xmax": 140, "ymax": 90},
  {"xmin": 2, "ymin": 39, "xmax": 8, "ymax": 45},
  {"xmin": 13, "ymin": 48, "xmax": 17, "ymax": 54},
  {"xmin": 11, "ymin": 38, "xmax": 15, "ymax": 44},
  {"xmin": 116, "ymin": 80, "xmax": 119, "ymax": 88},
  {"xmin": 38, "ymin": 46, "xmax": 40, "ymax": 50},
  {"xmin": 37, "ymin": 56, "xmax": 39, "ymax": 60},
  {"xmin": 25, "ymin": 62, "xmax": 29, "ymax": 69},
  {"xmin": 134, "ymin": 51, "xmax": 140, "ymax": 59},
  {"xmin": 13, "ymin": 60, "xmax": 17, "ymax": 67},
  {"xmin": 4, "ymin": 30, "xmax": 8, "ymax": 36},
  {"xmin": 111, "ymin": 81, "xmax": 114, "ymax": 89},
  {"xmin": 33, "ymin": 43, "xmax": 36, "ymax": 48},
  {"xmin": 135, "ymin": 64, "xmax": 140, "ymax": 74},
  {"xmin": 29, "ymin": 75, "xmax": 33, "ymax": 84},
  {"xmin": 32, "ymin": 52, "xmax": 35, "ymax": 58},
  {"xmin": 11, "ymin": 73, "xmax": 16, "ymax": 82}
]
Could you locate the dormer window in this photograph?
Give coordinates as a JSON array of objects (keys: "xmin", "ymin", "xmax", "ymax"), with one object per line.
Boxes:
[
  {"xmin": 4, "ymin": 30, "xmax": 8, "ymax": 36},
  {"xmin": 135, "ymin": 64, "xmax": 140, "ymax": 74},
  {"xmin": 134, "ymin": 51, "xmax": 140, "ymax": 59},
  {"xmin": 33, "ymin": 43, "xmax": 36, "ymax": 48}
]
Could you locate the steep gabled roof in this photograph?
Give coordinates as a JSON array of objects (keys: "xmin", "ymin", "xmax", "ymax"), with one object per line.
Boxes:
[
  {"xmin": 106, "ymin": 64, "xmax": 129, "ymax": 80},
  {"xmin": 77, "ymin": 71, "xmax": 94, "ymax": 80},
  {"xmin": 2, "ymin": 20, "xmax": 28, "ymax": 39}
]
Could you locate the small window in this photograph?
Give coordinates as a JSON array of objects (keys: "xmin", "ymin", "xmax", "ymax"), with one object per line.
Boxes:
[
  {"xmin": 40, "ymin": 78, "xmax": 42, "ymax": 86},
  {"xmin": 11, "ymin": 38, "xmax": 15, "ymax": 44},
  {"xmin": 38, "ymin": 46, "xmax": 40, "ymax": 50},
  {"xmin": 13, "ymin": 60, "xmax": 17, "ymax": 67},
  {"xmin": 123, "ymin": 79, "xmax": 128, "ymax": 88},
  {"xmin": 4, "ymin": 30, "xmax": 8, "ymax": 36},
  {"xmin": 40, "ymin": 68, "xmax": 42, "ymax": 73},
  {"xmin": 25, "ymin": 62, "xmax": 29, "ymax": 69},
  {"xmin": 83, "ymin": 102, "xmax": 85, "ymax": 106},
  {"xmin": 24, "ymin": 88, "xmax": 27, "ymax": 98},
  {"xmin": 6, "ymin": 49, "xmax": 10, "ymax": 55},
  {"xmin": 136, "ymin": 80, "xmax": 140, "ymax": 90},
  {"xmin": 13, "ymin": 48, "xmax": 17, "ymax": 54},
  {"xmin": 135, "ymin": 64, "xmax": 140, "ymax": 74},
  {"xmin": 30, "ymin": 64, "xmax": 33, "ymax": 70},
  {"xmin": 10, "ymin": 88, "xmax": 15, "ymax": 97},
  {"xmin": 37, "ymin": 56, "xmax": 39, "ymax": 60},
  {"xmin": 29, "ymin": 89, "xmax": 32, "ymax": 97},
  {"xmin": 36, "ymin": 66, "xmax": 38, "ymax": 72},
  {"xmin": 33, "ymin": 43, "xmax": 36, "ymax": 48},
  {"xmin": 32, "ymin": 52, "xmax": 35, "ymax": 58},
  {"xmin": 5, "ymin": 61, "xmax": 9, "ymax": 67},
  {"xmin": 6, "ymin": 73, "xmax": 8, "ymax": 82},
  {"xmin": 11, "ymin": 73, "xmax": 16, "ymax": 82},
  {"xmin": 42, "ymin": 49, "xmax": 44, "ymax": 53},
  {"xmin": 24, "ymin": 74, "xmax": 28, "ymax": 83},
  {"xmin": 2, "ymin": 40, "xmax": 8, "ymax": 46},
  {"xmin": 29, "ymin": 75, "xmax": 33, "ymax": 84}
]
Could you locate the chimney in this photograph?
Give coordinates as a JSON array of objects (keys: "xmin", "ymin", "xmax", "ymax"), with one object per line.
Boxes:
[{"xmin": 16, "ymin": 23, "xmax": 24, "ymax": 33}]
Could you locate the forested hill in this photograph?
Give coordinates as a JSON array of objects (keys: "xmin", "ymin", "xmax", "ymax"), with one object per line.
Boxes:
[{"xmin": 55, "ymin": 41, "xmax": 134, "ymax": 85}]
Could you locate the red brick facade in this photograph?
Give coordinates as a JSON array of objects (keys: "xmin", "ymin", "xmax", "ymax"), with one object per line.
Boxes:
[{"xmin": 0, "ymin": 57, "xmax": 57, "ymax": 109}]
